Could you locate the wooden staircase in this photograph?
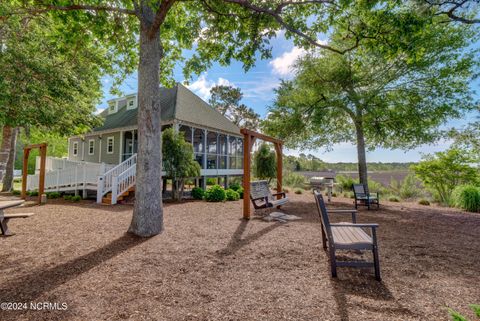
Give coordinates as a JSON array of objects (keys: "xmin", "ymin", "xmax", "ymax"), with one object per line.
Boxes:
[{"xmin": 102, "ymin": 186, "xmax": 135, "ymax": 205}]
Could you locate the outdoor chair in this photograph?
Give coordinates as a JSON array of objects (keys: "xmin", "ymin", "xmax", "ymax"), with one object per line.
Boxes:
[
  {"xmin": 352, "ymin": 184, "xmax": 379, "ymax": 210},
  {"xmin": 250, "ymin": 180, "xmax": 289, "ymax": 210},
  {"xmin": 314, "ymin": 191, "xmax": 381, "ymax": 281},
  {"xmin": 0, "ymin": 200, "xmax": 35, "ymax": 236}
]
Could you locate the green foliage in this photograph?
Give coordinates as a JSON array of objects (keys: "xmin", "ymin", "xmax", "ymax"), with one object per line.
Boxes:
[
  {"xmin": 206, "ymin": 178, "xmax": 217, "ymax": 186},
  {"xmin": 399, "ymin": 173, "xmax": 423, "ymax": 199},
  {"xmin": 162, "ymin": 128, "xmax": 201, "ymax": 200},
  {"xmin": 448, "ymin": 304, "xmax": 480, "ymax": 321},
  {"xmin": 336, "ymin": 175, "xmax": 358, "ymax": 190},
  {"xmin": 12, "ymin": 190, "xmax": 21, "ymax": 196},
  {"xmin": 46, "ymin": 192, "xmax": 61, "ymax": 199},
  {"xmin": 204, "ymin": 185, "xmax": 226, "ymax": 202},
  {"xmin": 28, "ymin": 190, "xmax": 38, "ymax": 197},
  {"xmin": 209, "ymin": 85, "xmax": 260, "ymax": 130},
  {"xmin": 451, "ymin": 185, "xmax": 480, "ymax": 212},
  {"xmin": 413, "ymin": 149, "xmax": 480, "ymax": 205},
  {"xmin": 236, "ymin": 187, "xmax": 244, "ymax": 199},
  {"xmin": 71, "ymin": 195, "xmax": 81, "ymax": 202},
  {"xmin": 229, "ymin": 183, "xmax": 241, "ymax": 192},
  {"xmin": 225, "ymin": 189, "xmax": 240, "ymax": 201},
  {"xmin": 418, "ymin": 199, "xmax": 431, "ymax": 206},
  {"xmin": 63, "ymin": 195, "xmax": 72, "ymax": 201},
  {"xmin": 254, "ymin": 144, "xmax": 276, "ymax": 182},
  {"xmin": 388, "ymin": 196, "xmax": 400, "ymax": 202},
  {"xmin": 191, "ymin": 187, "xmax": 205, "ymax": 200},
  {"xmin": 471, "ymin": 304, "xmax": 480, "ymax": 318},
  {"xmin": 294, "ymin": 188, "xmax": 303, "ymax": 195},
  {"xmin": 283, "ymin": 172, "xmax": 305, "ymax": 189},
  {"xmin": 368, "ymin": 179, "xmax": 387, "ymax": 194}
]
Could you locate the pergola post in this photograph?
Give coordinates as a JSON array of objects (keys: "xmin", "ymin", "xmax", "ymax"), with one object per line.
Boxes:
[
  {"xmin": 21, "ymin": 143, "xmax": 47, "ymax": 204},
  {"xmin": 241, "ymin": 129, "xmax": 283, "ymax": 220}
]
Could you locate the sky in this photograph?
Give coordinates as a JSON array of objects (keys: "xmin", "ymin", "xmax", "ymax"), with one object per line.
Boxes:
[{"xmin": 98, "ymin": 31, "xmax": 479, "ymax": 163}]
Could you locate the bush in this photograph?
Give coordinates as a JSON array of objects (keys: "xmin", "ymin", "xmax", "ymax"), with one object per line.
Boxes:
[
  {"xmin": 229, "ymin": 183, "xmax": 241, "ymax": 191},
  {"xmin": 63, "ymin": 195, "xmax": 72, "ymax": 201},
  {"xmin": 12, "ymin": 190, "xmax": 21, "ymax": 196},
  {"xmin": 28, "ymin": 190, "xmax": 38, "ymax": 197},
  {"xmin": 418, "ymin": 199, "xmax": 430, "ymax": 206},
  {"xmin": 283, "ymin": 172, "xmax": 305, "ymax": 189},
  {"xmin": 71, "ymin": 195, "xmax": 82, "ymax": 202},
  {"xmin": 451, "ymin": 185, "xmax": 480, "ymax": 212},
  {"xmin": 46, "ymin": 192, "xmax": 61, "ymax": 199},
  {"xmin": 336, "ymin": 174, "xmax": 358, "ymax": 190},
  {"xmin": 191, "ymin": 187, "xmax": 205, "ymax": 200},
  {"xmin": 399, "ymin": 173, "xmax": 422, "ymax": 199},
  {"xmin": 388, "ymin": 196, "xmax": 400, "ymax": 202},
  {"xmin": 331, "ymin": 192, "xmax": 337, "ymax": 197},
  {"xmin": 204, "ymin": 185, "xmax": 226, "ymax": 202},
  {"xmin": 206, "ymin": 178, "xmax": 217, "ymax": 186},
  {"xmin": 236, "ymin": 187, "xmax": 244, "ymax": 199},
  {"xmin": 294, "ymin": 188, "xmax": 303, "ymax": 194},
  {"xmin": 225, "ymin": 189, "xmax": 240, "ymax": 201}
]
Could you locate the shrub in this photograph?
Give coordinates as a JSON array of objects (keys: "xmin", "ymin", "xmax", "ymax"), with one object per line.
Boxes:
[
  {"xmin": 28, "ymin": 190, "xmax": 38, "ymax": 196},
  {"xmin": 206, "ymin": 178, "xmax": 217, "ymax": 186},
  {"xmin": 451, "ymin": 185, "xmax": 480, "ymax": 212},
  {"xmin": 236, "ymin": 187, "xmax": 244, "ymax": 199},
  {"xmin": 63, "ymin": 195, "xmax": 72, "ymax": 201},
  {"xmin": 331, "ymin": 192, "xmax": 337, "ymax": 197},
  {"xmin": 12, "ymin": 190, "xmax": 21, "ymax": 196},
  {"xmin": 204, "ymin": 185, "xmax": 226, "ymax": 202},
  {"xmin": 388, "ymin": 196, "xmax": 400, "ymax": 202},
  {"xmin": 368, "ymin": 178, "xmax": 389, "ymax": 195},
  {"xmin": 336, "ymin": 174, "xmax": 358, "ymax": 190},
  {"xmin": 229, "ymin": 183, "xmax": 241, "ymax": 191},
  {"xmin": 418, "ymin": 199, "xmax": 430, "ymax": 206},
  {"xmin": 283, "ymin": 172, "xmax": 305, "ymax": 188},
  {"xmin": 399, "ymin": 173, "xmax": 422, "ymax": 199},
  {"xmin": 225, "ymin": 189, "xmax": 240, "ymax": 201},
  {"xmin": 294, "ymin": 188, "xmax": 303, "ymax": 194},
  {"xmin": 191, "ymin": 187, "xmax": 205, "ymax": 200},
  {"xmin": 447, "ymin": 304, "xmax": 480, "ymax": 321},
  {"xmin": 254, "ymin": 143, "xmax": 276, "ymax": 182},
  {"xmin": 46, "ymin": 192, "xmax": 61, "ymax": 199},
  {"xmin": 412, "ymin": 148, "xmax": 479, "ymax": 205},
  {"xmin": 71, "ymin": 195, "xmax": 82, "ymax": 202}
]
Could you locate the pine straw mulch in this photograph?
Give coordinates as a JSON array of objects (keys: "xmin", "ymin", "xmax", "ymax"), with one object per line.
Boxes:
[{"xmin": 0, "ymin": 193, "xmax": 479, "ymax": 321}]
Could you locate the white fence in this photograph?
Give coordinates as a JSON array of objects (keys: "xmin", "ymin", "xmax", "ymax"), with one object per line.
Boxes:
[{"xmin": 97, "ymin": 154, "xmax": 137, "ymax": 203}]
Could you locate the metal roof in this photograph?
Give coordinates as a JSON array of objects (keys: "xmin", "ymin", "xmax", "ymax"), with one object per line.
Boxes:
[{"xmin": 93, "ymin": 84, "xmax": 241, "ymax": 135}]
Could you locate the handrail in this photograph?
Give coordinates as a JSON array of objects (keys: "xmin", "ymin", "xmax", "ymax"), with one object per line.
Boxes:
[
  {"xmin": 111, "ymin": 164, "xmax": 136, "ymax": 204},
  {"xmin": 97, "ymin": 154, "xmax": 137, "ymax": 203}
]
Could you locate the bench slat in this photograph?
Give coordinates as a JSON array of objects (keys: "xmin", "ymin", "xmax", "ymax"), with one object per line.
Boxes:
[
  {"xmin": 0, "ymin": 200, "xmax": 24, "ymax": 210},
  {"xmin": 3, "ymin": 213, "xmax": 35, "ymax": 219},
  {"xmin": 332, "ymin": 226, "xmax": 372, "ymax": 249}
]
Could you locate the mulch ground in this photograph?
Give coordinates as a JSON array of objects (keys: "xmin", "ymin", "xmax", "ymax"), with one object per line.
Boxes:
[{"xmin": 0, "ymin": 193, "xmax": 479, "ymax": 321}]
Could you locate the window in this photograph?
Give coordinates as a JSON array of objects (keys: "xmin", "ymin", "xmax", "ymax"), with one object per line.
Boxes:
[
  {"xmin": 228, "ymin": 136, "xmax": 244, "ymax": 169},
  {"xmin": 108, "ymin": 101, "xmax": 118, "ymax": 114},
  {"xmin": 206, "ymin": 131, "xmax": 217, "ymax": 169},
  {"xmin": 218, "ymin": 134, "xmax": 228, "ymax": 169},
  {"xmin": 126, "ymin": 96, "xmax": 137, "ymax": 110},
  {"xmin": 107, "ymin": 136, "xmax": 114, "ymax": 154},
  {"xmin": 193, "ymin": 128, "xmax": 204, "ymax": 168},
  {"xmin": 88, "ymin": 139, "xmax": 95, "ymax": 155},
  {"xmin": 72, "ymin": 142, "xmax": 78, "ymax": 156}
]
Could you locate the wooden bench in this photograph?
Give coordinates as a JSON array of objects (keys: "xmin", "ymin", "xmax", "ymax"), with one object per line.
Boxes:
[
  {"xmin": 250, "ymin": 180, "xmax": 289, "ymax": 210},
  {"xmin": 314, "ymin": 191, "xmax": 381, "ymax": 281},
  {"xmin": 0, "ymin": 200, "xmax": 35, "ymax": 236},
  {"xmin": 353, "ymin": 184, "xmax": 379, "ymax": 210}
]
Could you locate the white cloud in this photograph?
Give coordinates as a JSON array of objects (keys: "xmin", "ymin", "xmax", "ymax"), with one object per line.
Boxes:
[
  {"xmin": 186, "ymin": 73, "xmax": 233, "ymax": 100},
  {"xmin": 269, "ymin": 46, "xmax": 306, "ymax": 77},
  {"xmin": 269, "ymin": 39, "xmax": 328, "ymax": 77}
]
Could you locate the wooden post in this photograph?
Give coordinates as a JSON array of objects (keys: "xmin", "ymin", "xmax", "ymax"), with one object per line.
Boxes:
[
  {"xmin": 38, "ymin": 144, "xmax": 47, "ymax": 204},
  {"xmin": 242, "ymin": 134, "xmax": 251, "ymax": 219},
  {"xmin": 21, "ymin": 148, "xmax": 30, "ymax": 199},
  {"xmin": 274, "ymin": 143, "xmax": 283, "ymax": 199}
]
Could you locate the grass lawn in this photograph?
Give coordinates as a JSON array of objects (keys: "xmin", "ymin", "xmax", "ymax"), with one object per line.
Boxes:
[{"xmin": 0, "ymin": 193, "xmax": 478, "ymax": 321}]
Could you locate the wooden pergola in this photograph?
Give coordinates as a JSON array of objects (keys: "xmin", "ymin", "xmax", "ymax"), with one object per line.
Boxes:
[
  {"xmin": 21, "ymin": 143, "xmax": 47, "ymax": 205},
  {"xmin": 241, "ymin": 128, "xmax": 283, "ymax": 219}
]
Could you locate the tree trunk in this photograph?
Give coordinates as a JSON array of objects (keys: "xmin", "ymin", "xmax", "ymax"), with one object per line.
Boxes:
[
  {"xmin": 0, "ymin": 126, "xmax": 13, "ymax": 184},
  {"xmin": 354, "ymin": 121, "xmax": 368, "ymax": 187},
  {"xmin": 128, "ymin": 21, "xmax": 163, "ymax": 237},
  {"xmin": 2, "ymin": 127, "xmax": 19, "ymax": 192}
]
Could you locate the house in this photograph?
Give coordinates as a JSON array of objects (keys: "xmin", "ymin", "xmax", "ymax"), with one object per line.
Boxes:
[{"xmin": 67, "ymin": 83, "xmax": 244, "ymax": 191}]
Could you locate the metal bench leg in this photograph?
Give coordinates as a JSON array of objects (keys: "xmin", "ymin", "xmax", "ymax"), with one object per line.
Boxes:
[
  {"xmin": 373, "ymin": 246, "xmax": 381, "ymax": 281},
  {"xmin": 329, "ymin": 247, "xmax": 337, "ymax": 278},
  {"xmin": 0, "ymin": 217, "xmax": 14, "ymax": 236}
]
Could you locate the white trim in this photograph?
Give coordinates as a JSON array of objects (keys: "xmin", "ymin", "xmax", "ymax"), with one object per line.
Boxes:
[
  {"xmin": 126, "ymin": 95, "xmax": 137, "ymax": 110},
  {"xmin": 108, "ymin": 100, "xmax": 118, "ymax": 114},
  {"xmin": 88, "ymin": 139, "xmax": 95, "ymax": 156},
  {"xmin": 107, "ymin": 136, "xmax": 114, "ymax": 154},
  {"xmin": 119, "ymin": 131, "xmax": 124, "ymax": 163},
  {"xmin": 99, "ymin": 138, "xmax": 102, "ymax": 162},
  {"xmin": 72, "ymin": 142, "xmax": 79, "ymax": 157}
]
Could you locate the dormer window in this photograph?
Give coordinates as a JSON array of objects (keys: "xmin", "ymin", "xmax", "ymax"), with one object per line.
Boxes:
[
  {"xmin": 108, "ymin": 100, "xmax": 118, "ymax": 114},
  {"xmin": 126, "ymin": 95, "xmax": 137, "ymax": 110}
]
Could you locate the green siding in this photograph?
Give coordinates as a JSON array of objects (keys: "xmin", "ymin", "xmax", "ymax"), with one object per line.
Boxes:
[{"xmin": 100, "ymin": 131, "xmax": 121, "ymax": 165}]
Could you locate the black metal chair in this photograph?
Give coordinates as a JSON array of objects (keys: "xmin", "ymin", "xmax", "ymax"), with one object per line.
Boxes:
[{"xmin": 352, "ymin": 184, "xmax": 379, "ymax": 210}]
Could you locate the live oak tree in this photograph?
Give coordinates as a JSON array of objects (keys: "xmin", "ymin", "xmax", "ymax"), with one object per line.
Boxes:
[
  {"xmin": 264, "ymin": 16, "xmax": 478, "ymax": 185},
  {"xmin": 209, "ymin": 85, "xmax": 260, "ymax": 130},
  {"xmin": 7, "ymin": 0, "xmax": 463, "ymax": 236},
  {"xmin": 0, "ymin": 7, "xmax": 104, "ymax": 190}
]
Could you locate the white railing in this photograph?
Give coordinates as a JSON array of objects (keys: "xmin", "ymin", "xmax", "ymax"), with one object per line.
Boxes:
[
  {"xmin": 97, "ymin": 154, "xmax": 137, "ymax": 203},
  {"xmin": 111, "ymin": 165, "xmax": 136, "ymax": 204},
  {"xmin": 27, "ymin": 162, "xmax": 111, "ymax": 192},
  {"xmin": 35, "ymin": 156, "xmax": 94, "ymax": 173}
]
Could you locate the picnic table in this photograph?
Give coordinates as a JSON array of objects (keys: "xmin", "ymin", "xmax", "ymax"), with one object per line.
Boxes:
[{"xmin": 0, "ymin": 200, "xmax": 34, "ymax": 236}]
